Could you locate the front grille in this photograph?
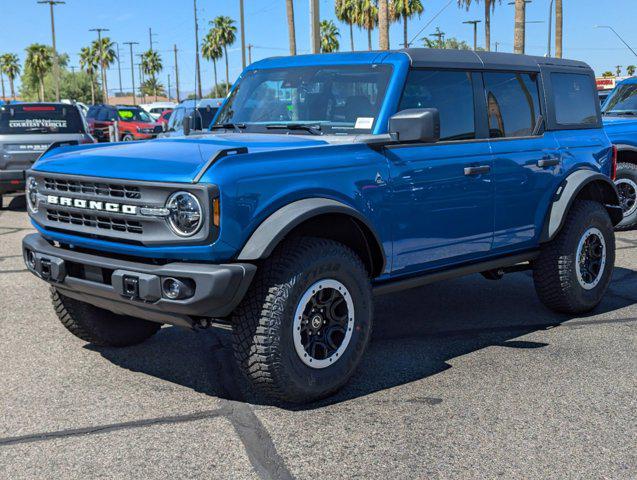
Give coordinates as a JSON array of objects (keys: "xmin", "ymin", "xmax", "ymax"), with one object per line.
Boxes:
[
  {"xmin": 46, "ymin": 208, "xmax": 144, "ymax": 235},
  {"xmin": 44, "ymin": 177, "xmax": 141, "ymax": 200}
]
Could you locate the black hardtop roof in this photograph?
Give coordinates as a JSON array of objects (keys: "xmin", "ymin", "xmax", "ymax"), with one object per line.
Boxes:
[{"xmin": 401, "ymin": 48, "xmax": 591, "ymax": 72}]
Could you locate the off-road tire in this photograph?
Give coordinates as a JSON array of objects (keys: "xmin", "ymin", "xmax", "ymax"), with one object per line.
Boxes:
[
  {"xmin": 533, "ymin": 200, "xmax": 615, "ymax": 314},
  {"xmin": 614, "ymin": 162, "xmax": 637, "ymax": 230},
  {"xmin": 51, "ymin": 288, "xmax": 161, "ymax": 347},
  {"xmin": 232, "ymin": 237, "xmax": 373, "ymax": 404}
]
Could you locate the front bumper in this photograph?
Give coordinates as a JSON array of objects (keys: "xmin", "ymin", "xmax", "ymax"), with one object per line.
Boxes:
[
  {"xmin": 0, "ymin": 170, "xmax": 25, "ymax": 193},
  {"xmin": 22, "ymin": 234, "xmax": 256, "ymax": 328}
]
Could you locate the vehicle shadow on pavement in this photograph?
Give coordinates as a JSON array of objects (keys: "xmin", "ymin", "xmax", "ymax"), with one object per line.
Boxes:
[
  {"xmin": 90, "ymin": 267, "xmax": 637, "ymax": 410},
  {"xmin": 1, "ymin": 194, "xmax": 26, "ymax": 211}
]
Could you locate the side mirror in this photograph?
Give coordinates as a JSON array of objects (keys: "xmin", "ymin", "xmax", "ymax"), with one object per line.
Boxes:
[
  {"xmin": 389, "ymin": 108, "xmax": 440, "ymax": 144},
  {"xmin": 183, "ymin": 115, "xmax": 191, "ymax": 136}
]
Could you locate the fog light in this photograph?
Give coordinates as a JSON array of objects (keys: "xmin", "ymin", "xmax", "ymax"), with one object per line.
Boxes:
[
  {"xmin": 25, "ymin": 250, "xmax": 36, "ymax": 270},
  {"xmin": 162, "ymin": 277, "xmax": 195, "ymax": 300}
]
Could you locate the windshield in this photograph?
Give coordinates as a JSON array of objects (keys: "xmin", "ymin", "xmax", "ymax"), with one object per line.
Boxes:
[
  {"xmin": 118, "ymin": 108, "xmax": 153, "ymax": 123},
  {"xmin": 0, "ymin": 104, "xmax": 85, "ymax": 135},
  {"xmin": 215, "ymin": 64, "xmax": 392, "ymax": 134},
  {"xmin": 602, "ymin": 84, "xmax": 637, "ymax": 114}
]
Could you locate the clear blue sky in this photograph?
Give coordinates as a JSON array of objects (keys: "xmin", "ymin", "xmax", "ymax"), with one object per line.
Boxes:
[{"xmin": 1, "ymin": 0, "xmax": 636, "ymax": 96}]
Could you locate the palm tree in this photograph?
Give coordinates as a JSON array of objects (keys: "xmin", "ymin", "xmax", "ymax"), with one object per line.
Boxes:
[
  {"xmin": 616, "ymin": 65, "xmax": 623, "ymax": 77},
  {"xmin": 627, "ymin": 65, "xmax": 636, "ymax": 77},
  {"xmin": 320, "ymin": 20, "xmax": 341, "ymax": 53},
  {"xmin": 286, "ymin": 0, "xmax": 297, "ymax": 55},
  {"xmin": 513, "ymin": 0, "xmax": 526, "ymax": 54},
  {"xmin": 79, "ymin": 46, "xmax": 99, "ymax": 104},
  {"xmin": 0, "ymin": 59, "xmax": 5, "ymax": 101},
  {"xmin": 335, "ymin": 0, "xmax": 357, "ymax": 51},
  {"xmin": 355, "ymin": 0, "xmax": 379, "ymax": 51},
  {"xmin": 457, "ymin": 0, "xmax": 500, "ymax": 52},
  {"xmin": 25, "ymin": 44, "xmax": 53, "ymax": 101},
  {"xmin": 378, "ymin": 0, "xmax": 390, "ymax": 50},
  {"xmin": 141, "ymin": 78, "xmax": 166, "ymax": 98},
  {"xmin": 142, "ymin": 49, "xmax": 163, "ymax": 101},
  {"xmin": 211, "ymin": 16, "xmax": 237, "ymax": 94},
  {"xmin": 202, "ymin": 30, "xmax": 223, "ymax": 94},
  {"xmin": 392, "ymin": 0, "xmax": 424, "ymax": 48},
  {"xmin": 1, "ymin": 53, "xmax": 21, "ymax": 100},
  {"xmin": 555, "ymin": 0, "xmax": 563, "ymax": 58},
  {"xmin": 92, "ymin": 37, "xmax": 116, "ymax": 104}
]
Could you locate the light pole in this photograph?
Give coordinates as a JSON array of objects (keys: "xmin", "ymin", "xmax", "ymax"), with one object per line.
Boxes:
[
  {"xmin": 193, "ymin": 0, "xmax": 203, "ymax": 98},
  {"xmin": 547, "ymin": 0, "xmax": 555, "ymax": 57},
  {"xmin": 123, "ymin": 41, "xmax": 139, "ymax": 105},
  {"xmin": 463, "ymin": 20, "xmax": 482, "ymax": 51},
  {"xmin": 115, "ymin": 42, "xmax": 123, "ymax": 96},
  {"xmin": 310, "ymin": 0, "xmax": 321, "ymax": 54},
  {"xmin": 595, "ymin": 25, "xmax": 637, "ymax": 58},
  {"xmin": 239, "ymin": 0, "xmax": 246, "ymax": 69},
  {"xmin": 38, "ymin": 1, "xmax": 65, "ymax": 102}
]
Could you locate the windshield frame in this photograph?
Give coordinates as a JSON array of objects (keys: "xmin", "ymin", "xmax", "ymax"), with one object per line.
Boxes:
[
  {"xmin": 602, "ymin": 83, "xmax": 637, "ymax": 115},
  {"xmin": 213, "ymin": 64, "xmax": 394, "ymax": 135}
]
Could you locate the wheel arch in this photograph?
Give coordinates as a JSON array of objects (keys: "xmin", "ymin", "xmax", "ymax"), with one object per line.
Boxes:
[
  {"xmin": 541, "ymin": 170, "xmax": 622, "ymax": 243},
  {"xmin": 615, "ymin": 144, "xmax": 637, "ymax": 165},
  {"xmin": 236, "ymin": 198, "xmax": 386, "ymax": 278}
]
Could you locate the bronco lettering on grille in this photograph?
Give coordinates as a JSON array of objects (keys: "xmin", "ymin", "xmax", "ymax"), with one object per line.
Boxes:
[{"xmin": 46, "ymin": 195, "xmax": 138, "ymax": 215}]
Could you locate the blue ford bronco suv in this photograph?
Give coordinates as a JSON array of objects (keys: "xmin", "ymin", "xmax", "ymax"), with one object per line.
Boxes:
[
  {"xmin": 22, "ymin": 49, "xmax": 621, "ymax": 403},
  {"xmin": 601, "ymin": 77, "xmax": 637, "ymax": 229}
]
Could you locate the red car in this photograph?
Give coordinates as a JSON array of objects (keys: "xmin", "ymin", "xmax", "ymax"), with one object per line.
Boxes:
[
  {"xmin": 157, "ymin": 108, "xmax": 174, "ymax": 127},
  {"xmin": 86, "ymin": 105, "xmax": 163, "ymax": 142}
]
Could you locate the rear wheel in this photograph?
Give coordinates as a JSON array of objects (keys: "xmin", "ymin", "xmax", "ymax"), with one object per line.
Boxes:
[
  {"xmin": 533, "ymin": 200, "xmax": 615, "ymax": 314},
  {"xmin": 51, "ymin": 288, "xmax": 161, "ymax": 347},
  {"xmin": 614, "ymin": 162, "xmax": 637, "ymax": 230},
  {"xmin": 122, "ymin": 133, "xmax": 135, "ymax": 141},
  {"xmin": 232, "ymin": 237, "xmax": 373, "ymax": 403}
]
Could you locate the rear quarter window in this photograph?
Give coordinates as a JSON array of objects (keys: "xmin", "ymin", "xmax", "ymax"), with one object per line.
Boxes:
[
  {"xmin": 551, "ymin": 73, "xmax": 598, "ymax": 126},
  {"xmin": 0, "ymin": 104, "xmax": 85, "ymax": 135}
]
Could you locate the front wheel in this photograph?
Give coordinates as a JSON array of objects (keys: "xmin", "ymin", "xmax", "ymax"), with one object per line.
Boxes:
[
  {"xmin": 614, "ymin": 162, "xmax": 637, "ymax": 230},
  {"xmin": 533, "ymin": 200, "xmax": 615, "ymax": 314},
  {"xmin": 232, "ymin": 237, "xmax": 373, "ymax": 404},
  {"xmin": 121, "ymin": 133, "xmax": 135, "ymax": 142}
]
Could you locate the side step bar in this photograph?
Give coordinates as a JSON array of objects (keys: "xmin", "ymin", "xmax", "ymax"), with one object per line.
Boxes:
[{"xmin": 372, "ymin": 251, "xmax": 539, "ymax": 296}]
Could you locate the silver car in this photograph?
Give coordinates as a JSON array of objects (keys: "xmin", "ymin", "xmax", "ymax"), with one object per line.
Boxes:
[{"xmin": 0, "ymin": 103, "xmax": 94, "ymax": 208}]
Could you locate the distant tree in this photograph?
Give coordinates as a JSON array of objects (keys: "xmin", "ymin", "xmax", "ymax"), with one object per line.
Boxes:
[
  {"xmin": 206, "ymin": 82, "xmax": 231, "ymax": 98},
  {"xmin": 627, "ymin": 65, "xmax": 636, "ymax": 77},
  {"xmin": 141, "ymin": 78, "xmax": 166, "ymax": 98},
  {"xmin": 92, "ymin": 37, "xmax": 116, "ymax": 103},
  {"xmin": 616, "ymin": 65, "xmax": 623, "ymax": 77},
  {"xmin": 457, "ymin": 0, "xmax": 501, "ymax": 52},
  {"xmin": 393, "ymin": 0, "xmax": 424, "ymax": 48},
  {"xmin": 211, "ymin": 16, "xmax": 237, "ymax": 94},
  {"xmin": 335, "ymin": 0, "xmax": 357, "ymax": 51},
  {"xmin": 1, "ymin": 53, "xmax": 21, "ymax": 100},
  {"xmin": 355, "ymin": 0, "xmax": 379, "ymax": 51},
  {"xmin": 24, "ymin": 44, "xmax": 53, "ymax": 101},
  {"xmin": 320, "ymin": 20, "xmax": 341, "ymax": 53},
  {"xmin": 423, "ymin": 35, "xmax": 473, "ymax": 50},
  {"xmin": 79, "ymin": 46, "xmax": 99, "ymax": 104},
  {"xmin": 202, "ymin": 30, "xmax": 223, "ymax": 95},
  {"xmin": 142, "ymin": 49, "xmax": 163, "ymax": 100},
  {"xmin": 602, "ymin": 71, "xmax": 615, "ymax": 78}
]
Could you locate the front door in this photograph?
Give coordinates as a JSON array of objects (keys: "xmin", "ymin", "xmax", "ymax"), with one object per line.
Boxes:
[{"xmin": 387, "ymin": 69, "xmax": 495, "ymax": 276}]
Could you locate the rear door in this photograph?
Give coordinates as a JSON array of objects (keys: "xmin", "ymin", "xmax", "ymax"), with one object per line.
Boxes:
[
  {"xmin": 387, "ymin": 69, "xmax": 495, "ymax": 276},
  {"xmin": 484, "ymin": 71, "xmax": 563, "ymax": 251},
  {"xmin": 0, "ymin": 104, "xmax": 89, "ymax": 173}
]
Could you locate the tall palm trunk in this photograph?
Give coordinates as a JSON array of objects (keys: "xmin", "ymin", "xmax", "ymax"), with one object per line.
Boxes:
[
  {"xmin": 89, "ymin": 73, "xmax": 95, "ymax": 105},
  {"xmin": 349, "ymin": 24, "xmax": 355, "ymax": 51},
  {"xmin": 153, "ymin": 76, "xmax": 158, "ymax": 101},
  {"xmin": 485, "ymin": 0, "xmax": 491, "ymax": 52},
  {"xmin": 286, "ymin": 0, "xmax": 296, "ymax": 55},
  {"xmin": 378, "ymin": 0, "xmax": 389, "ymax": 50},
  {"xmin": 39, "ymin": 76, "xmax": 45, "ymax": 102},
  {"xmin": 513, "ymin": 0, "xmax": 526, "ymax": 54},
  {"xmin": 101, "ymin": 63, "xmax": 109, "ymax": 104},
  {"xmin": 555, "ymin": 0, "xmax": 563, "ymax": 58},
  {"xmin": 367, "ymin": 28, "xmax": 372, "ymax": 51},
  {"xmin": 9, "ymin": 77, "xmax": 16, "ymax": 100},
  {"xmin": 224, "ymin": 45, "xmax": 230, "ymax": 94},
  {"xmin": 402, "ymin": 15, "xmax": 408, "ymax": 48},
  {"xmin": 213, "ymin": 59, "xmax": 218, "ymax": 93},
  {"xmin": 0, "ymin": 71, "xmax": 5, "ymax": 101}
]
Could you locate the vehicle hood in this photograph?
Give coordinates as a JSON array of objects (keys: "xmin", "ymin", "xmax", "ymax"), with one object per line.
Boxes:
[
  {"xmin": 32, "ymin": 133, "xmax": 330, "ymax": 183},
  {"xmin": 603, "ymin": 115, "xmax": 637, "ymax": 128}
]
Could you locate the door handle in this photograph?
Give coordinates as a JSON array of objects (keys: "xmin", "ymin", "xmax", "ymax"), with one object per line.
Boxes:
[
  {"xmin": 537, "ymin": 156, "xmax": 560, "ymax": 168},
  {"xmin": 464, "ymin": 165, "xmax": 491, "ymax": 176}
]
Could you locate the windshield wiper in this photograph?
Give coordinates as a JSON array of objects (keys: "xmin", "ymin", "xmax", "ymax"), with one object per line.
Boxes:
[
  {"xmin": 210, "ymin": 122, "xmax": 246, "ymax": 132},
  {"xmin": 605, "ymin": 111, "xmax": 637, "ymax": 116},
  {"xmin": 266, "ymin": 123, "xmax": 323, "ymax": 136}
]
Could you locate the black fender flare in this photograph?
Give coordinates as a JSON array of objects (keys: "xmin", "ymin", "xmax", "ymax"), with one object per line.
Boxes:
[
  {"xmin": 615, "ymin": 143, "xmax": 637, "ymax": 154},
  {"xmin": 237, "ymin": 198, "xmax": 386, "ymax": 274},
  {"xmin": 541, "ymin": 170, "xmax": 622, "ymax": 242}
]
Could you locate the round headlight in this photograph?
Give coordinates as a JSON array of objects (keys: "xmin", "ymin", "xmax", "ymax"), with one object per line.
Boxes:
[
  {"xmin": 166, "ymin": 191, "xmax": 203, "ymax": 237},
  {"xmin": 26, "ymin": 177, "xmax": 39, "ymax": 213}
]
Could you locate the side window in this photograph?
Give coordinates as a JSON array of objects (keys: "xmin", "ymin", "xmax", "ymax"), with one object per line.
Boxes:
[
  {"xmin": 86, "ymin": 106, "xmax": 99, "ymax": 119},
  {"xmin": 399, "ymin": 70, "xmax": 475, "ymax": 141},
  {"xmin": 96, "ymin": 108, "xmax": 109, "ymax": 121},
  {"xmin": 551, "ymin": 73, "xmax": 598, "ymax": 126},
  {"xmin": 483, "ymin": 72, "xmax": 541, "ymax": 138}
]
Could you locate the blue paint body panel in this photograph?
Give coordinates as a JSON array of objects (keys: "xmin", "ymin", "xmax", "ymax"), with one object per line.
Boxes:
[{"xmin": 29, "ymin": 50, "xmax": 614, "ymax": 282}]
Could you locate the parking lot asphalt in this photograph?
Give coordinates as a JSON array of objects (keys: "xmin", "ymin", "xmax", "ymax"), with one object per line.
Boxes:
[{"xmin": 0, "ymin": 192, "xmax": 635, "ymax": 479}]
